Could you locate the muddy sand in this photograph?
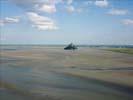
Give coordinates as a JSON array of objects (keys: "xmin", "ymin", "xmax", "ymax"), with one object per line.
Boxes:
[{"xmin": 0, "ymin": 45, "xmax": 133, "ymax": 100}]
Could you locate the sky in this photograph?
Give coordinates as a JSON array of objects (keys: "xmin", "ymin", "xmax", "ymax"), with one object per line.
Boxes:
[{"xmin": 0, "ymin": 0, "xmax": 133, "ymax": 45}]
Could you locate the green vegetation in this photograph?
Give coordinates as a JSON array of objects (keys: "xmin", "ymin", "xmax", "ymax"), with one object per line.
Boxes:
[{"xmin": 106, "ymin": 48, "xmax": 133, "ymax": 55}]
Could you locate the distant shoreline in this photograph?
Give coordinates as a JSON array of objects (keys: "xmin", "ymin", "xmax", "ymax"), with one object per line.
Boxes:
[{"xmin": 0, "ymin": 44, "xmax": 133, "ymax": 48}]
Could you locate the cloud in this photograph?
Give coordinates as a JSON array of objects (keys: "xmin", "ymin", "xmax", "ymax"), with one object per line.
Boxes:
[
  {"xmin": 77, "ymin": 8, "xmax": 83, "ymax": 13},
  {"xmin": 0, "ymin": 17, "xmax": 20, "ymax": 26},
  {"xmin": 38, "ymin": 4, "xmax": 56, "ymax": 13},
  {"xmin": 66, "ymin": 5, "xmax": 75, "ymax": 13},
  {"xmin": 9, "ymin": 0, "xmax": 62, "ymax": 13},
  {"xmin": 66, "ymin": 5, "xmax": 83, "ymax": 13},
  {"xmin": 122, "ymin": 19, "xmax": 133, "ymax": 25},
  {"xmin": 8, "ymin": 0, "xmax": 60, "ymax": 30},
  {"xmin": 9, "ymin": 0, "xmax": 82, "ymax": 14},
  {"xmin": 84, "ymin": 1, "xmax": 93, "ymax": 5},
  {"xmin": 27, "ymin": 12, "xmax": 58, "ymax": 30},
  {"xmin": 67, "ymin": 0, "xmax": 73, "ymax": 5},
  {"xmin": 95, "ymin": 0, "xmax": 108, "ymax": 8},
  {"xmin": 9, "ymin": 0, "xmax": 38, "ymax": 10},
  {"xmin": 108, "ymin": 9, "xmax": 128, "ymax": 15}
]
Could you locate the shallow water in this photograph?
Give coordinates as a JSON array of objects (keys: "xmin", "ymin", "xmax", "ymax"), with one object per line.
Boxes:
[{"xmin": 0, "ymin": 46, "xmax": 133, "ymax": 100}]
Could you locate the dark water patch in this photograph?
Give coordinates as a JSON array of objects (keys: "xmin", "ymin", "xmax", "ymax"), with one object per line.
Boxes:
[
  {"xmin": 1, "ymin": 69, "xmax": 133, "ymax": 100},
  {"xmin": 57, "ymin": 72, "xmax": 133, "ymax": 96},
  {"xmin": 0, "ymin": 59, "xmax": 133, "ymax": 99},
  {"xmin": 0, "ymin": 58, "xmax": 22, "ymax": 64},
  {"xmin": 0, "ymin": 81, "xmax": 62, "ymax": 100},
  {"xmin": 0, "ymin": 48, "xmax": 17, "ymax": 51},
  {"xmin": 0, "ymin": 57, "xmax": 30, "ymax": 63},
  {"xmin": 0, "ymin": 45, "xmax": 34, "ymax": 51},
  {"xmin": 78, "ymin": 67, "xmax": 133, "ymax": 71}
]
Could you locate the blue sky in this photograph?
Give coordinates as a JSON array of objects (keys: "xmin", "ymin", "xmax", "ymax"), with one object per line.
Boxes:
[{"xmin": 0, "ymin": 0, "xmax": 133, "ymax": 45}]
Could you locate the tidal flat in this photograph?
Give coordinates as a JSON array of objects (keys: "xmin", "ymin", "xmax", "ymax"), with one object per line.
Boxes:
[{"xmin": 0, "ymin": 45, "xmax": 133, "ymax": 100}]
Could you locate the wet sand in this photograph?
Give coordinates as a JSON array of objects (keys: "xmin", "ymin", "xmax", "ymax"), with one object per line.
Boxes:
[{"xmin": 0, "ymin": 45, "xmax": 133, "ymax": 100}]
